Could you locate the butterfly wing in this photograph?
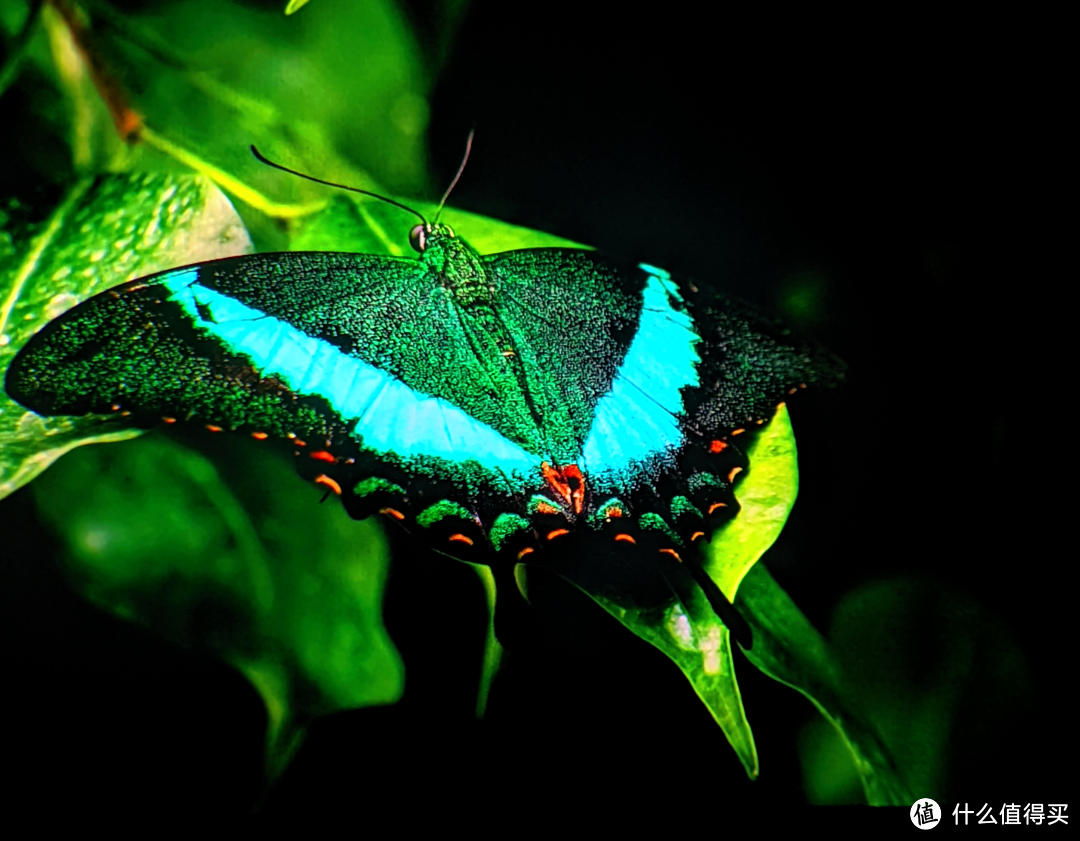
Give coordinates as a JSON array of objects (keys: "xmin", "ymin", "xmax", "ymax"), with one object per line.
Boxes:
[
  {"xmin": 484, "ymin": 248, "xmax": 839, "ymax": 491},
  {"xmin": 5, "ymin": 252, "xmax": 406, "ymax": 443},
  {"xmin": 6, "ymin": 251, "xmax": 543, "ymax": 489}
]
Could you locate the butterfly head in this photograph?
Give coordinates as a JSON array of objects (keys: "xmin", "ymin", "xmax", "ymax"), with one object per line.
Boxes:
[{"xmin": 408, "ymin": 221, "xmax": 456, "ymax": 254}]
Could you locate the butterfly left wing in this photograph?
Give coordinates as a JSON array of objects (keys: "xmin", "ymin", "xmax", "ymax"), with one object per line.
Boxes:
[
  {"xmin": 6, "ymin": 250, "xmax": 553, "ymax": 544},
  {"xmin": 6, "ymin": 253, "xmax": 407, "ymax": 448}
]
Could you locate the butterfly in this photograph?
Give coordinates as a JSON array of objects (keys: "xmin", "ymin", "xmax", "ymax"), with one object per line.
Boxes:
[{"xmin": 5, "ymin": 149, "xmax": 841, "ymax": 649}]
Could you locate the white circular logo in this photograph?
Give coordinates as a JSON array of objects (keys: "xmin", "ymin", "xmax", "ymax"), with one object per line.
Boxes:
[{"xmin": 910, "ymin": 799, "xmax": 941, "ymax": 829}]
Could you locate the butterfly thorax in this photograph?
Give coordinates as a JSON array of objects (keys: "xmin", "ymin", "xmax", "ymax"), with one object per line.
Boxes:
[{"xmin": 420, "ymin": 225, "xmax": 493, "ymax": 308}]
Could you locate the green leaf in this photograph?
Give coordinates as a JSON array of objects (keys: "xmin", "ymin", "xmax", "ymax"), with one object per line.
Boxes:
[
  {"xmin": 31, "ymin": 429, "xmax": 402, "ymax": 782},
  {"xmin": 287, "ymin": 192, "xmax": 587, "ymax": 257},
  {"xmin": 79, "ymin": 0, "xmax": 434, "ymax": 199},
  {"xmin": 704, "ymin": 403, "xmax": 800, "ymax": 603},
  {"xmin": 0, "ymin": 173, "xmax": 252, "ymax": 499},
  {"xmin": 737, "ymin": 565, "xmax": 913, "ymax": 805}
]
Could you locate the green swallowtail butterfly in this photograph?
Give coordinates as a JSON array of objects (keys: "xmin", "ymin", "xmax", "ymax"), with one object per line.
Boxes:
[{"xmin": 5, "ymin": 150, "xmax": 841, "ymax": 648}]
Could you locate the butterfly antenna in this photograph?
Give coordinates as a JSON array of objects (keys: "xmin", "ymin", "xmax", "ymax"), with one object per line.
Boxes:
[
  {"xmin": 250, "ymin": 146, "xmax": 428, "ymax": 225},
  {"xmin": 432, "ymin": 129, "xmax": 474, "ymax": 224}
]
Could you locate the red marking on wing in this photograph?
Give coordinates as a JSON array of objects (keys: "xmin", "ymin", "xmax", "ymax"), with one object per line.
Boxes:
[
  {"xmin": 691, "ymin": 531, "xmax": 705, "ymax": 542},
  {"xmin": 251, "ymin": 431, "xmax": 269, "ymax": 440},
  {"xmin": 614, "ymin": 533, "xmax": 636, "ymax": 544},
  {"xmin": 659, "ymin": 548, "xmax": 682, "ymax": 562},
  {"xmin": 709, "ymin": 439, "xmax": 727, "ymax": 453},
  {"xmin": 162, "ymin": 417, "xmax": 176, "ymax": 424},
  {"xmin": 517, "ymin": 546, "xmax": 535, "ymax": 560},
  {"xmin": 535, "ymin": 502, "xmax": 560, "ymax": 516},
  {"xmin": 379, "ymin": 507, "xmax": 405, "ymax": 521},
  {"xmin": 546, "ymin": 528, "xmax": 569, "ymax": 540},
  {"xmin": 314, "ymin": 475, "xmax": 342, "ymax": 495},
  {"xmin": 731, "ymin": 428, "xmax": 745, "ymax": 436},
  {"xmin": 309, "ymin": 450, "xmax": 335, "ymax": 463},
  {"xmin": 449, "ymin": 534, "xmax": 474, "ymax": 546},
  {"xmin": 206, "ymin": 424, "xmax": 223, "ymax": 433},
  {"xmin": 541, "ymin": 461, "xmax": 586, "ymax": 514},
  {"xmin": 708, "ymin": 502, "xmax": 727, "ymax": 514},
  {"xmin": 727, "ymin": 466, "xmax": 743, "ymax": 482},
  {"xmin": 606, "ymin": 506, "xmax": 623, "ymax": 518}
]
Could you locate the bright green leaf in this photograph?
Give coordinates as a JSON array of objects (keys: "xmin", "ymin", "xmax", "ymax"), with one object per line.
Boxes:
[
  {"xmin": 32, "ymin": 430, "xmax": 402, "ymax": 781},
  {"xmin": 0, "ymin": 173, "xmax": 252, "ymax": 499}
]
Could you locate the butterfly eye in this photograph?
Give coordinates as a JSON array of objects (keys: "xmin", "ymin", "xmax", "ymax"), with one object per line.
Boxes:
[{"xmin": 409, "ymin": 224, "xmax": 427, "ymax": 253}]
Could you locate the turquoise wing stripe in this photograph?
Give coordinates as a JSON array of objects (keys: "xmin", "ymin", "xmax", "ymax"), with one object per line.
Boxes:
[
  {"xmin": 160, "ymin": 269, "xmax": 540, "ymax": 479},
  {"xmin": 580, "ymin": 267, "xmax": 700, "ymax": 486}
]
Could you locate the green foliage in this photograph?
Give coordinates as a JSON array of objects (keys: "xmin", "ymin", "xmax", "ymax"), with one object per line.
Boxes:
[
  {"xmin": 0, "ymin": 173, "xmax": 251, "ymax": 496},
  {"xmin": 31, "ymin": 428, "xmax": 402, "ymax": 781}
]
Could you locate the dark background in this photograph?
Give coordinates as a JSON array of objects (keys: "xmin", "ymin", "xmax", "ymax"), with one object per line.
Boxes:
[{"xmin": 1, "ymin": 0, "xmax": 1065, "ymax": 821}]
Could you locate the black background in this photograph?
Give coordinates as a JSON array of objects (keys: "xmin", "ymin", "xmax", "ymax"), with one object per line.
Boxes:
[{"xmin": 1, "ymin": 0, "xmax": 1066, "ymax": 823}]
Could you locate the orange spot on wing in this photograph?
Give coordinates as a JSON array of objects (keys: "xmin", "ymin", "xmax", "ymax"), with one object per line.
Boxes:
[
  {"xmin": 449, "ymin": 534, "xmax": 474, "ymax": 546},
  {"xmin": 546, "ymin": 528, "xmax": 569, "ymax": 540},
  {"xmin": 294, "ymin": 439, "xmax": 307, "ymax": 447},
  {"xmin": 535, "ymin": 502, "xmax": 560, "ymax": 516},
  {"xmin": 251, "ymin": 431, "xmax": 268, "ymax": 440},
  {"xmin": 607, "ymin": 507, "xmax": 623, "ymax": 518},
  {"xmin": 731, "ymin": 428, "xmax": 745, "ymax": 436},
  {"xmin": 541, "ymin": 462, "xmax": 586, "ymax": 514},
  {"xmin": 788, "ymin": 387, "xmax": 798, "ymax": 395},
  {"xmin": 517, "ymin": 546, "xmax": 535, "ymax": 560},
  {"xmin": 379, "ymin": 507, "xmax": 405, "ymax": 521},
  {"xmin": 659, "ymin": 548, "xmax": 682, "ymax": 562},
  {"xmin": 309, "ymin": 450, "xmax": 335, "ymax": 463},
  {"xmin": 206, "ymin": 424, "xmax": 223, "ymax": 433},
  {"xmin": 709, "ymin": 439, "xmax": 727, "ymax": 453},
  {"xmin": 314, "ymin": 475, "xmax": 342, "ymax": 495},
  {"xmin": 708, "ymin": 502, "xmax": 728, "ymax": 514},
  {"xmin": 614, "ymin": 533, "xmax": 636, "ymax": 544},
  {"xmin": 728, "ymin": 466, "xmax": 743, "ymax": 482},
  {"xmin": 162, "ymin": 416, "xmax": 176, "ymax": 424},
  {"xmin": 691, "ymin": 531, "xmax": 705, "ymax": 541},
  {"xmin": 110, "ymin": 404, "xmax": 121, "ymax": 412}
]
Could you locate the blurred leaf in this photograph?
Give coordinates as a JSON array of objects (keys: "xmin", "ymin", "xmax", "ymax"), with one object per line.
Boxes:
[
  {"xmin": 77, "ymin": 0, "xmax": 434, "ymax": 197},
  {"xmin": 32, "ymin": 429, "xmax": 402, "ymax": 782},
  {"xmin": 820, "ymin": 578, "xmax": 1032, "ymax": 804},
  {"xmin": 0, "ymin": 173, "xmax": 252, "ymax": 498},
  {"xmin": 738, "ymin": 564, "xmax": 913, "ymax": 805},
  {"xmin": 283, "ymin": 0, "xmax": 311, "ymax": 15}
]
